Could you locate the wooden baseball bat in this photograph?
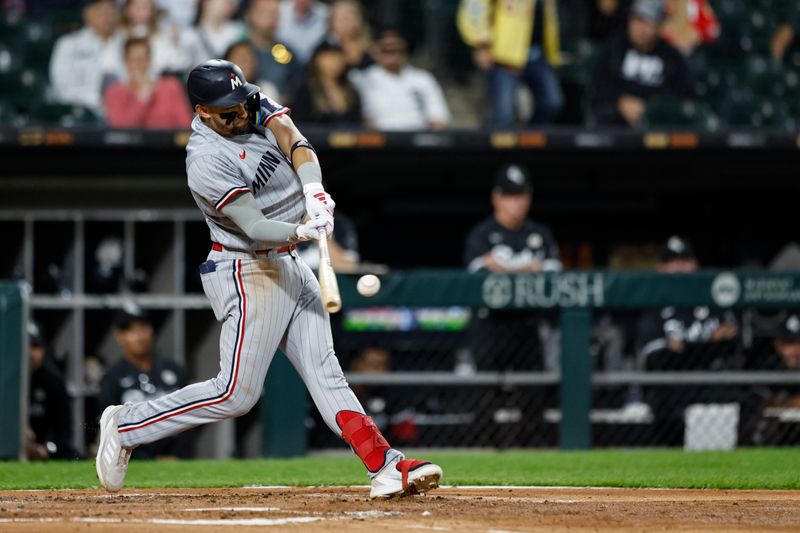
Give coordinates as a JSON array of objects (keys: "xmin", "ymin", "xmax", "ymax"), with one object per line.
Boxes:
[{"xmin": 317, "ymin": 231, "xmax": 342, "ymax": 313}]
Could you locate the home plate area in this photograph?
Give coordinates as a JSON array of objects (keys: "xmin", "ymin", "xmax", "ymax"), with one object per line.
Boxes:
[{"xmin": 1, "ymin": 486, "xmax": 799, "ymax": 531}]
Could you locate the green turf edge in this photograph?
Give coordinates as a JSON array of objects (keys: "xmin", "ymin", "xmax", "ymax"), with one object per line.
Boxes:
[{"xmin": 1, "ymin": 449, "xmax": 799, "ymax": 491}]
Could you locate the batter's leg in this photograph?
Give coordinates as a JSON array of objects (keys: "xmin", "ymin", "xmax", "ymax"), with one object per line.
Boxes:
[
  {"xmin": 279, "ymin": 259, "xmax": 365, "ymax": 434},
  {"xmin": 280, "ymin": 258, "xmax": 442, "ymax": 497},
  {"xmin": 116, "ymin": 257, "xmax": 300, "ymax": 448}
]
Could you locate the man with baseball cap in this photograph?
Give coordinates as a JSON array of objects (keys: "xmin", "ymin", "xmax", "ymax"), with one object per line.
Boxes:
[
  {"xmin": 588, "ymin": 0, "xmax": 693, "ymax": 126},
  {"xmin": 752, "ymin": 314, "xmax": 800, "ymax": 372},
  {"xmin": 747, "ymin": 313, "xmax": 800, "ymax": 443},
  {"xmin": 637, "ymin": 235, "xmax": 739, "ymax": 445},
  {"xmin": 464, "ymin": 163, "xmax": 561, "ymax": 274},
  {"xmin": 98, "ymin": 310, "xmax": 191, "ymax": 459},
  {"xmin": 462, "ymin": 163, "xmax": 561, "ymax": 375},
  {"xmin": 658, "ymin": 235, "xmax": 698, "ymax": 273}
]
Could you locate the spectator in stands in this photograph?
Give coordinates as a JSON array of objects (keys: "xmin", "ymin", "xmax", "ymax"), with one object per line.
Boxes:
[
  {"xmin": 26, "ymin": 322, "xmax": 80, "ymax": 460},
  {"xmin": 585, "ymin": 0, "xmax": 632, "ymax": 43},
  {"xmin": 99, "ymin": 310, "xmax": 192, "ymax": 459},
  {"xmin": 195, "ymin": 0, "xmax": 247, "ymax": 58},
  {"xmin": 588, "ymin": 0, "xmax": 693, "ymax": 127},
  {"xmin": 457, "ymin": 0, "xmax": 564, "ymax": 126},
  {"xmin": 104, "ymin": 38, "xmax": 193, "ymax": 128},
  {"xmin": 661, "ymin": 0, "xmax": 719, "ymax": 57},
  {"xmin": 276, "ymin": 0, "xmax": 330, "ymax": 64},
  {"xmin": 353, "ymin": 29, "xmax": 450, "ymax": 131},
  {"xmin": 325, "ymin": 0, "xmax": 372, "ymax": 70},
  {"xmin": 462, "ymin": 164, "xmax": 561, "ymax": 372},
  {"xmin": 156, "ymin": 0, "xmax": 199, "ymax": 29},
  {"xmin": 244, "ymin": 0, "xmax": 302, "ymax": 102},
  {"xmin": 102, "ymin": 0, "xmax": 205, "ymax": 80},
  {"xmin": 292, "ymin": 42, "xmax": 362, "ymax": 126},
  {"xmin": 49, "ymin": 0, "xmax": 121, "ymax": 115},
  {"xmin": 464, "ymin": 164, "xmax": 561, "ymax": 274}
]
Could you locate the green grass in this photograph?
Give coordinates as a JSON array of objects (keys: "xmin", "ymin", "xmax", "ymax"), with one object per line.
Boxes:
[{"xmin": 1, "ymin": 449, "xmax": 800, "ymax": 491}]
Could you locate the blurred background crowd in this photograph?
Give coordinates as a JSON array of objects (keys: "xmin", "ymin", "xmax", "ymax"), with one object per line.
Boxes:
[
  {"xmin": 1, "ymin": 0, "xmax": 799, "ymax": 130},
  {"xmin": 4, "ymin": 0, "xmax": 800, "ymax": 461}
]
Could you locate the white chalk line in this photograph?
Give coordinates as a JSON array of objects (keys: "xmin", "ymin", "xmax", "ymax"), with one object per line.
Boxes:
[
  {"xmin": 183, "ymin": 507, "xmax": 282, "ymax": 512},
  {"xmin": 0, "ymin": 517, "xmax": 323, "ymax": 526},
  {"xmin": 342, "ymin": 510, "xmax": 401, "ymax": 518}
]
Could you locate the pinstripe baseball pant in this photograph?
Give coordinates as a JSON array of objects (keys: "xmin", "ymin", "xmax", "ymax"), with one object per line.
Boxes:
[{"xmin": 117, "ymin": 248, "xmax": 364, "ymax": 448}]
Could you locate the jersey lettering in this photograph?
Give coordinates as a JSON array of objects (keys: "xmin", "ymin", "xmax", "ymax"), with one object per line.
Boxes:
[{"xmin": 252, "ymin": 151, "xmax": 282, "ymax": 193}]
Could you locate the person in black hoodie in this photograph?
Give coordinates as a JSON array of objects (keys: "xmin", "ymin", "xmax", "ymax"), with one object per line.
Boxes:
[
  {"xmin": 588, "ymin": 0, "xmax": 692, "ymax": 127},
  {"xmin": 747, "ymin": 314, "xmax": 800, "ymax": 445},
  {"xmin": 27, "ymin": 323, "xmax": 81, "ymax": 460}
]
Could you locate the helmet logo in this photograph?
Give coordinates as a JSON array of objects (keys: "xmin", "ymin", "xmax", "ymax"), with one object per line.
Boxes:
[{"xmin": 230, "ymin": 75, "xmax": 242, "ymax": 90}]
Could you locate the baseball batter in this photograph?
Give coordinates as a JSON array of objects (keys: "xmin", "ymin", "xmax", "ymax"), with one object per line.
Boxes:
[{"xmin": 95, "ymin": 60, "xmax": 442, "ymax": 498}]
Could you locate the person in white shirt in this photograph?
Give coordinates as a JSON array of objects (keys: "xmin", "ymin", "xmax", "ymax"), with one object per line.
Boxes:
[
  {"xmin": 102, "ymin": 0, "xmax": 206, "ymax": 83},
  {"xmin": 195, "ymin": 0, "xmax": 247, "ymax": 58},
  {"xmin": 276, "ymin": 0, "xmax": 329, "ymax": 64},
  {"xmin": 353, "ymin": 29, "xmax": 450, "ymax": 131},
  {"xmin": 49, "ymin": 0, "xmax": 121, "ymax": 114},
  {"xmin": 155, "ymin": 0, "xmax": 199, "ymax": 29}
]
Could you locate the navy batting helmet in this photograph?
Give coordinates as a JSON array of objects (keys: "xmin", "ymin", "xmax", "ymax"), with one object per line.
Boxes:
[{"xmin": 187, "ymin": 60, "xmax": 260, "ymax": 109}]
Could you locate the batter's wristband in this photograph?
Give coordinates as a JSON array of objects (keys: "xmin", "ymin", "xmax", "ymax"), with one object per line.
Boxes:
[{"xmin": 290, "ymin": 139, "xmax": 315, "ymax": 160}]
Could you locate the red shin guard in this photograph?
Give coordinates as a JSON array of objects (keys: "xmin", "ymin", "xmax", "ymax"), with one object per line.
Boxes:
[{"xmin": 336, "ymin": 410, "xmax": 391, "ymax": 472}]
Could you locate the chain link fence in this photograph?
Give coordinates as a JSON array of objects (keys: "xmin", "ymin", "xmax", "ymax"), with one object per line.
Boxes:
[{"xmin": 309, "ymin": 306, "xmax": 800, "ymax": 450}]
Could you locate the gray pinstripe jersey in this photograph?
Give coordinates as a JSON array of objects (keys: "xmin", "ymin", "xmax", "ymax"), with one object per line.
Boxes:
[{"xmin": 186, "ymin": 113, "xmax": 304, "ymax": 250}]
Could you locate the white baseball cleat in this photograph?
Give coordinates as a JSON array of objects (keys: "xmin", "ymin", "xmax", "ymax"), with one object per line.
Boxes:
[
  {"xmin": 370, "ymin": 455, "xmax": 443, "ymax": 498},
  {"xmin": 96, "ymin": 403, "xmax": 133, "ymax": 492}
]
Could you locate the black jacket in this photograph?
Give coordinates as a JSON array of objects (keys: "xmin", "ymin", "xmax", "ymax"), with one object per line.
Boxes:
[
  {"xmin": 29, "ymin": 361, "xmax": 80, "ymax": 459},
  {"xmin": 589, "ymin": 32, "xmax": 693, "ymax": 125}
]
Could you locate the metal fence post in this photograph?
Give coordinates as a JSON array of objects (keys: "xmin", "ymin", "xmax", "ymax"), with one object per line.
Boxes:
[
  {"xmin": 559, "ymin": 308, "xmax": 592, "ymax": 449},
  {"xmin": 261, "ymin": 351, "xmax": 308, "ymax": 457},
  {"xmin": 0, "ymin": 282, "xmax": 27, "ymax": 459}
]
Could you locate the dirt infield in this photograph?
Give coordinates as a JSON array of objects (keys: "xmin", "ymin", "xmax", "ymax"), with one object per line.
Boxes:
[{"xmin": 1, "ymin": 486, "xmax": 799, "ymax": 532}]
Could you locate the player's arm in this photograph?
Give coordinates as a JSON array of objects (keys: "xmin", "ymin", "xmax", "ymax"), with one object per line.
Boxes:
[
  {"xmin": 249, "ymin": 93, "xmax": 334, "ymax": 228},
  {"xmin": 266, "ymin": 113, "xmax": 335, "ymax": 223},
  {"xmin": 221, "ymin": 192, "xmax": 330, "ymax": 243},
  {"xmin": 465, "ymin": 226, "xmax": 503, "ymax": 273}
]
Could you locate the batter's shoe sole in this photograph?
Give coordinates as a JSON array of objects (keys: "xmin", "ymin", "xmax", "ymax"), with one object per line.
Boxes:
[
  {"xmin": 96, "ymin": 403, "xmax": 133, "ymax": 492},
  {"xmin": 370, "ymin": 458, "xmax": 443, "ymax": 498}
]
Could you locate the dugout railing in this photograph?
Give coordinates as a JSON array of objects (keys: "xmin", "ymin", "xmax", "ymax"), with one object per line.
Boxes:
[{"xmin": 2, "ymin": 209, "xmax": 800, "ymax": 456}]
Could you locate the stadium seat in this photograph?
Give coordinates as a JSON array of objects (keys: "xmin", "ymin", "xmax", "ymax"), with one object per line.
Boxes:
[
  {"xmin": 559, "ymin": 39, "xmax": 599, "ymax": 86},
  {"xmin": 694, "ymin": 63, "xmax": 752, "ymax": 108},
  {"xmin": 737, "ymin": 11, "xmax": 779, "ymax": 54},
  {"xmin": 642, "ymin": 97, "xmax": 719, "ymax": 131},
  {"xmin": 22, "ymin": 21, "xmax": 56, "ymax": 70},
  {"xmin": 28, "ymin": 104, "xmax": 101, "ymax": 127},
  {"xmin": 707, "ymin": 0, "xmax": 745, "ymax": 52},
  {"xmin": 786, "ymin": 50, "xmax": 800, "ymax": 71},
  {"xmin": 43, "ymin": 8, "xmax": 83, "ymax": 38},
  {"xmin": 0, "ymin": 70, "xmax": 22, "ymax": 99},
  {"xmin": 722, "ymin": 99, "xmax": 795, "ymax": 130},
  {"xmin": 746, "ymin": 57, "xmax": 790, "ymax": 100},
  {"xmin": 0, "ymin": 101, "xmax": 20, "ymax": 123}
]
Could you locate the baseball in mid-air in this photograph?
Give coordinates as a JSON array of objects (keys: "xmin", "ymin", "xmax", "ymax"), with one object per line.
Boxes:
[{"xmin": 357, "ymin": 274, "xmax": 381, "ymax": 297}]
